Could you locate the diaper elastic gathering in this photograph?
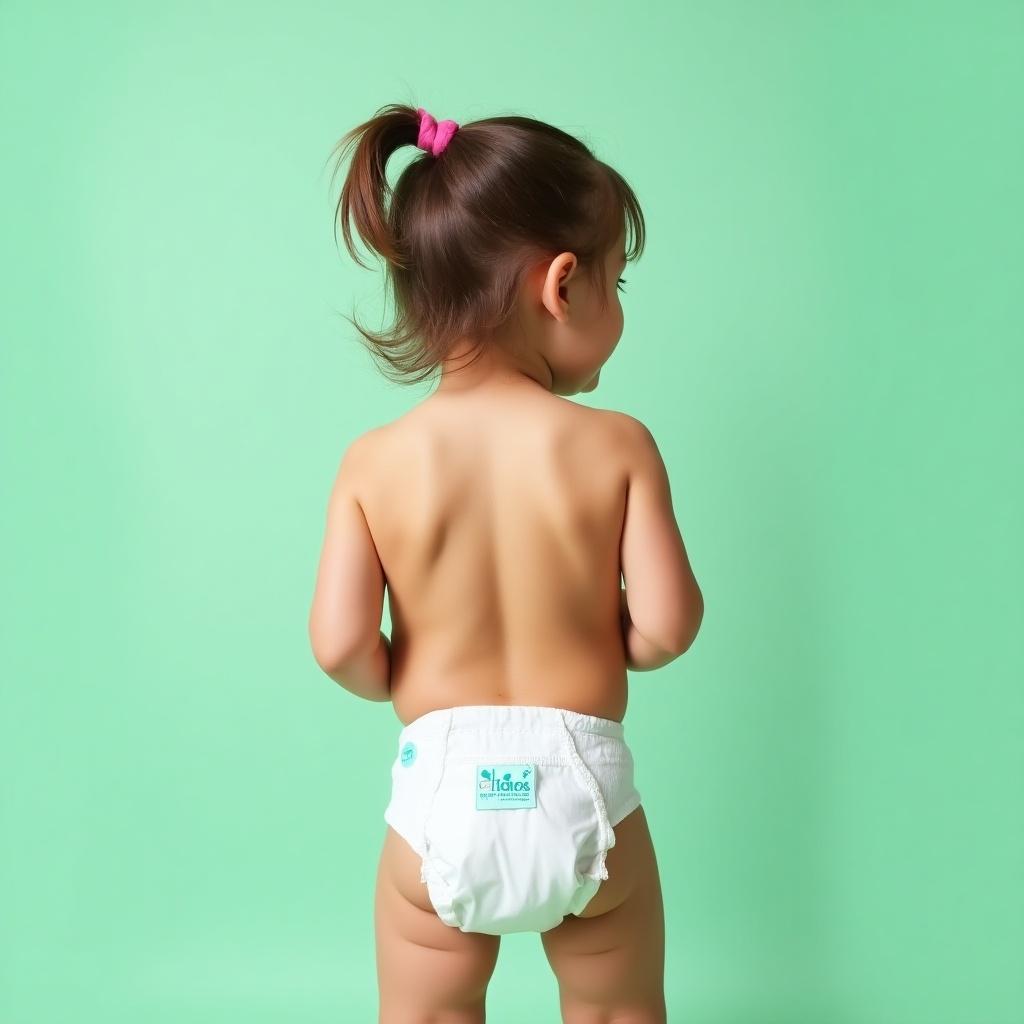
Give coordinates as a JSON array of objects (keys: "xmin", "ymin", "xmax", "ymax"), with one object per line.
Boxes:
[{"xmin": 383, "ymin": 704, "xmax": 643, "ymax": 935}]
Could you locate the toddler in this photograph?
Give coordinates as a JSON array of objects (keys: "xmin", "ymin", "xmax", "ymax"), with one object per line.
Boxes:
[{"xmin": 309, "ymin": 102, "xmax": 704, "ymax": 1024}]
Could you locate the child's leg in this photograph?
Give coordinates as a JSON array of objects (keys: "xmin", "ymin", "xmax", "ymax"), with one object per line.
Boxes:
[
  {"xmin": 540, "ymin": 806, "xmax": 667, "ymax": 1024},
  {"xmin": 375, "ymin": 825, "xmax": 501, "ymax": 1023}
]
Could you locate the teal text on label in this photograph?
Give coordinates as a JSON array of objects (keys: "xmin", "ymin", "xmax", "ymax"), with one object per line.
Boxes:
[
  {"xmin": 400, "ymin": 742, "xmax": 416, "ymax": 767},
  {"xmin": 475, "ymin": 763, "xmax": 537, "ymax": 810}
]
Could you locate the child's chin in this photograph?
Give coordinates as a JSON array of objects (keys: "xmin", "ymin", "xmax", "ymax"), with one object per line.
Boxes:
[{"xmin": 582, "ymin": 373, "xmax": 599, "ymax": 393}]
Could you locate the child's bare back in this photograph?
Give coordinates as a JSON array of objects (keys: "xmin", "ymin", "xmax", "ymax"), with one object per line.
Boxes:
[
  {"xmin": 357, "ymin": 386, "xmax": 660, "ymax": 726},
  {"xmin": 309, "ymin": 102, "xmax": 703, "ymax": 1023}
]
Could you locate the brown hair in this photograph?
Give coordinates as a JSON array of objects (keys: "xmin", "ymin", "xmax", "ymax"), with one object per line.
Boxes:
[{"xmin": 327, "ymin": 102, "xmax": 646, "ymax": 387}]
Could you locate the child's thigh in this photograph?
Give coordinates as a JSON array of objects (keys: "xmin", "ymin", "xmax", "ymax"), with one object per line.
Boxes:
[
  {"xmin": 540, "ymin": 806, "xmax": 667, "ymax": 1021},
  {"xmin": 374, "ymin": 826, "xmax": 500, "ymax": 1020}
]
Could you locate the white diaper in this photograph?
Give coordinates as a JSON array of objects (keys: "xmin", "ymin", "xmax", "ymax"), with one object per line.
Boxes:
[{"xmin": 383, "ymin": 704, "xmax": 643, "ymax": 935}]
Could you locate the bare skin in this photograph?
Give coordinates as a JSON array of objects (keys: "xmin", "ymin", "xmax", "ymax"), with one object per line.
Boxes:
[{"xmin": 310, "ymin": 225, "xmax": 703, "ymax": 1022}]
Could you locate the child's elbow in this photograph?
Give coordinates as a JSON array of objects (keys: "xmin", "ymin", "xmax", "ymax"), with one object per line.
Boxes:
[
  {"xmin": 308, "ymin": 614, "xmax": 359, "ymax": 679},
  {"xmin": 670, "ymin": 587, "xmax": 704, "ymax": 657}
]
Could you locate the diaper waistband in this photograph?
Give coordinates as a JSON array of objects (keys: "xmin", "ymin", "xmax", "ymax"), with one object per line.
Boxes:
[{"xmin": 396, "ymin": 704, "xmax": 626, "ymax": 746}]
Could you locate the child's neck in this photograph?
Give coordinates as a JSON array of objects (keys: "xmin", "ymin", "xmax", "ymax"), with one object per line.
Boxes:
[{"xmin": 433, "ymin": 338, "xmax": 552, "ymax": 397}]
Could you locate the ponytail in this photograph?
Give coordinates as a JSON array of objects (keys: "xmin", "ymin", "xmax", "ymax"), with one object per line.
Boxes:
[{"xmin": 328, "ymin": 103, "xmax": 420, "ymax": 270}]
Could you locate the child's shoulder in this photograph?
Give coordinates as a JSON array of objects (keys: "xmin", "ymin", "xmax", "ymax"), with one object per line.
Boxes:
[
  {"xmin": 328, "ymin": 410, "xmax": 428, "ymax": 491},
  {"xmin": 577, "ymin": 405, "xmax": 656, "ymax": 454},
  {"xmin": 335, "ymin": 422, "xmax": 385, "ymax": 463},
  {"xmin": 587, "ymin": 405, "xmax": 650, "ymax": 435},
  {"xmin": 326, "ymin": 422, "xmax": 394, "ymax": 500}
]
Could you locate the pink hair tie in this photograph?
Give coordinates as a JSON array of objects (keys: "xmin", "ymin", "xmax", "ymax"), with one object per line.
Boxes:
[{"xmin": 416, "ymin": 106, "xmax": 459, "ymax": 157}]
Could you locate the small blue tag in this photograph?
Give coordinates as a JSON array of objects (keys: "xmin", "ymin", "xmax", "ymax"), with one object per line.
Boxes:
[
  {"xmin": 400, "ymin": 741, "xmax": 417, "ymax": 767},
  {"xmin": 475, "ymin": 763, "xmax": 536, "ymax": 809}
]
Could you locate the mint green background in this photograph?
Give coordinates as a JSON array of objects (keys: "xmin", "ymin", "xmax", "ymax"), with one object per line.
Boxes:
[{"xmin": 2, "ymin": 2, "xmax": 1021, "ymax": 1022}]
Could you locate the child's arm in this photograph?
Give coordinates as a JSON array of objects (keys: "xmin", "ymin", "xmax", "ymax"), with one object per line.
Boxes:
[
  {"xmin": 308, "ymin": 434, "xmax": 391, "ymax": 701},
  {"xmin": 617, "ymin": 415, "xmax": 704, "ymax": 671}
]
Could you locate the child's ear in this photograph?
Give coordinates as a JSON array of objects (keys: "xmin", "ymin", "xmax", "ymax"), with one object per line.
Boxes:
[{"xmin": 540, "ymin": 252, "xmax": 578, "ymax": 324}]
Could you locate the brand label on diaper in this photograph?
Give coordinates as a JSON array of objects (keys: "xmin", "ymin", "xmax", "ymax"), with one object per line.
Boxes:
[{"xmin": 475, "ymin": 764, "xmax": 536, "ymax": 810}]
